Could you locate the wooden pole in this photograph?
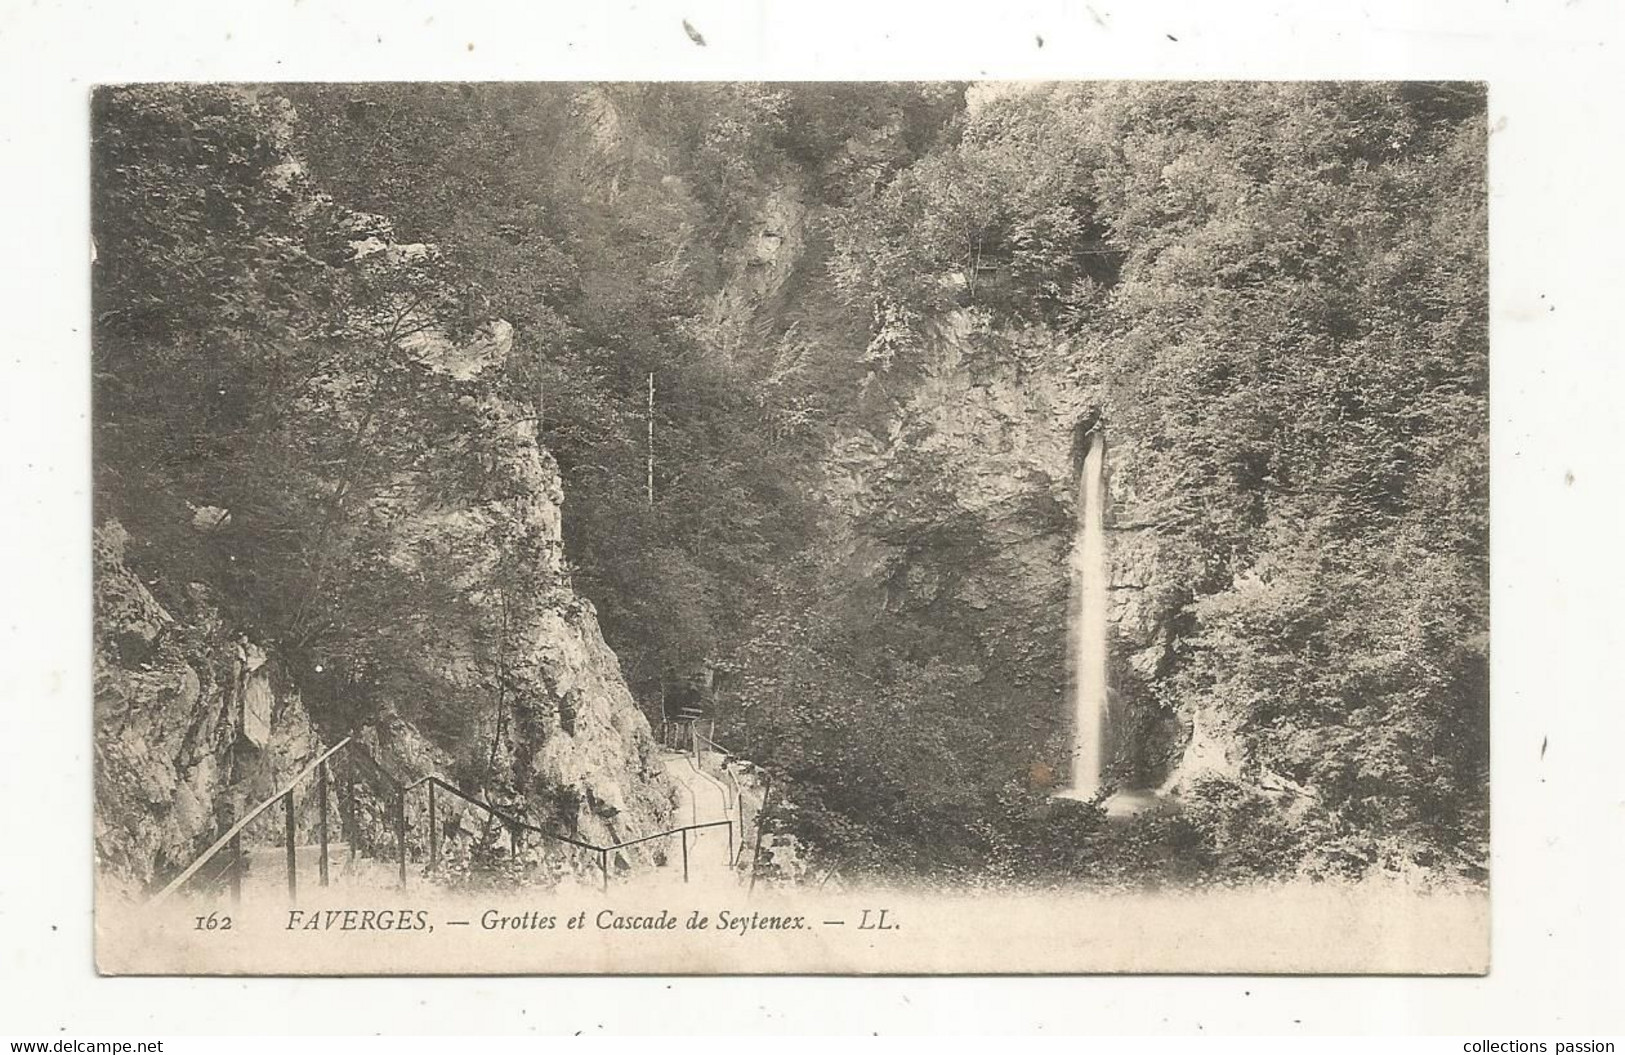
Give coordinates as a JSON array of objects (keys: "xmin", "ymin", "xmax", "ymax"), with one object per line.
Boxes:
[
  {"xmin": 646, "ymin": 371, "xmax": 655, "ymax": 508},
  {"xmin": 317, "ymin": 762, "xmax": 329, "ymax": 888},
  {"xmin": 599, "ymin": 849, "xmax": 609, "ymax": 893},
  {"xmin": 228, "ymin": 832, "xmax": 242, "ymax": 906},
  {"xmin": 681, "ymin": 829, "xmax": 689, "ymax": 884},
  {"xmin": 283, "ymin": 791, "xmax": 297, "ymax": 904}
]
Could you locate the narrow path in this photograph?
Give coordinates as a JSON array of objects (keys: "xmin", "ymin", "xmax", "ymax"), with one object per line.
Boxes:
[{"xmin": 654, "ymin": 749, "xmax": 738, "ymax": 887}]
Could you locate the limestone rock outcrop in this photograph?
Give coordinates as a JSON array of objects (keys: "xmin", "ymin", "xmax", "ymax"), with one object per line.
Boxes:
[
  {"xmin": 94, "ymin": 316, "xmax": 677, "ymax": 891},
  {"xmin": 819, "ymin": 314, "xmax": 1195, "ymax": 791}
]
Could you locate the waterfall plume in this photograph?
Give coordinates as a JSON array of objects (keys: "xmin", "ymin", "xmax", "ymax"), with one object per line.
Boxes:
[{"xmin": 1058, "ymin": 426, "xmax": 1108, "ymax": 800}]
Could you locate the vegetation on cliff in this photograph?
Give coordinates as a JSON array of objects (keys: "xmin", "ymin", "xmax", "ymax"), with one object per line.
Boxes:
[
  {"xmin": 93, "ymin": 82, "xmax": 1488, "ymax": 888},
  {"xmin": 792, "ymin": 82, "xmax": 1488, "ymax": 883}
]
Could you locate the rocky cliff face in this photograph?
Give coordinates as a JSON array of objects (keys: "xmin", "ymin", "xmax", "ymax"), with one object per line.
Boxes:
[
  {"xmin": 380, "ymin": 320, "xmax": 678, "ymax": 853},
  {"xmin": 816, "ymin": 312, "xmax": 1208, "ymax": 795},
  {"xmin": 94, "ymin": 520, "xmax": 327, "ymax": 890},
  {"xmin": 93, "ymin": 319, "xmax": 677, "ymax": 893},
  {"xmin": 676, "ymin": 129, "xmax": 1273, "ymax": 808},
  {"xmin": 704, "ymin": 170, "xmax": 1224, "ymax": 799}
]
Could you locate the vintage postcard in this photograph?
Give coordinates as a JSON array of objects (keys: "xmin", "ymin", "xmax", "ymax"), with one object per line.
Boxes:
[{"xmin": 91, "ymin": 81, "xmax": 1489, "ymax": 975}]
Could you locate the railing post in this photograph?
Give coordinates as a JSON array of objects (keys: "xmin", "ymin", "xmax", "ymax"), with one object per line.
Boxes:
[
  {"xmin": 681, "ymin": 829, "xmax": 689, "ymax": 884},
  {"xmin": 427, "ymin": 780, "xmax": 438, "ymax": 871},
  {"xmin": 599, "ymin": 849, "xmax": 609, "ymax": 892},
  {"xmin": 317, "ymin": 762, "xmax": 330, "ymax": 888},
  {"xmin": 726, "ymin": 818, "xmax": 734, "ymax": 868},
  {"xmin": 228, "ymin": 832, "xmax": 242, "ymax": 906},
  {"xmin": 748, "ymin": 777, "xmax": 772, "ymax": 896},
  {"xmin": 284, "ymin": 791, "xmax": 297, "ymax": 904},
  {"xmin": 395, "ymin": 793, "xmax": 407, "ymax": 889},
  {"xmin": 144, "ymin": 736, "xmax": 356, "ymax": 910}
]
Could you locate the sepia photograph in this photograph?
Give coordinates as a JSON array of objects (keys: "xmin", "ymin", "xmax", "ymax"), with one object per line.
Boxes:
[{"xmin": 86, "ymin": 79, "xmax": 1493, "ymax": 975}]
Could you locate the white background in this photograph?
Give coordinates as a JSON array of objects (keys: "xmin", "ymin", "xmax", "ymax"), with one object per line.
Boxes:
[{"xmin": 1, "ymin": 0, "xmax": 1621, "ymax": 1036}]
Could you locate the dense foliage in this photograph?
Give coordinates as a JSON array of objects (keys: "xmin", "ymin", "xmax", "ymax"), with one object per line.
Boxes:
[
  {"xmin": 745, "ymin": 82, "xmax": 1488, "ymax": 883},
  {"xmin": 93, "ymin": 86, "xmax": 518, "ymax": 749},
  {"xmin": 94, "ymin": 82, "xmax": 1488, "ymax": 887}
]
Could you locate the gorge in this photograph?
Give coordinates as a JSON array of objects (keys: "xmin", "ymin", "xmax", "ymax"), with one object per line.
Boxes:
[{"xmin": 92, "ymin": 80, "xmax": 1490, "ymax": 895}]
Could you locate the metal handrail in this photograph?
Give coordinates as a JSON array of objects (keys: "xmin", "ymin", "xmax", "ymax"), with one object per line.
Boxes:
[
  {"xmin": 609, "ymin": 819, "xmax": 731, "ymax": 853},
  {"xmin": 149, "ymin": 736, "xmax": 353, "ymax": 906},
  {"xmin": 153, "ymin": 731, "xmax": 745, "ymax": 906},
  {"xmin": 414, "ymin": 774, "xmax": 735, "ymax": 889},
  {"xmin": 692, "ymin": 729, "xmax": 746, "ymax": 796},
  {"xmin": 413, "ymin": 775, "xmax": 601, "ymax": 854},
  {"xmin": 692, "ymin": 727, "xmax": 744, "ymax": 761},
  {"xmin": 690, "ymin": 727, "xmax": 757, "ymax": 860},
  {"xmin": 678, "ymin": 725, "xmax": 779, "ymax": 888},
  {"xmin": 692, "ymin": 729, "xmax": 778, "ymax": 883}
]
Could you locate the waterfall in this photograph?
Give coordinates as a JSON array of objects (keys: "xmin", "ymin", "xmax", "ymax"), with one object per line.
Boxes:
[{"xmin": 1061, "ymin": 427, "xmax": 1109, "ymax": 800}]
